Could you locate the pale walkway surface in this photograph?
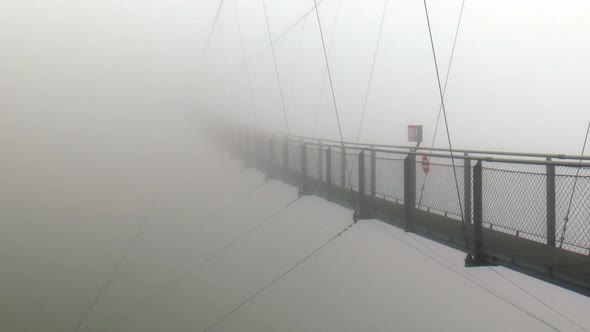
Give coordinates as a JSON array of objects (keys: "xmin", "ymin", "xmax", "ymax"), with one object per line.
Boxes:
[{"xmin": 1, "ymin": 115, "xmax": 590, "ymax": 331}]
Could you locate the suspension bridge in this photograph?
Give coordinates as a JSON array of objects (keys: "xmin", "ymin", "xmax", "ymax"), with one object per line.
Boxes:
[
  {"xmin": 199, "ymin": 0, "xmax": 590, "ymax": 296},
  {"xmin": 0, "ymin": 0, "xmax": 590, "ymax": 332}
]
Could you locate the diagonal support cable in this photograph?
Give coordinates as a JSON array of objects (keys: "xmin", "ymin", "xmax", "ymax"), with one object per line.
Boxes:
[
  {"xmin": 202, "ymin": 222, "xmax": 356, "ymax": 332},
  {"xmin": 422, "ymin": 0, "xmax": 471, "ymax": 257},
  {"xmin": 232, "ymin": 0, "xmax": 259, "ymax": 129},
  {"xmin": 311, "ymin": 0, "xmax": 342, "ymax": 137},
  {"xmin": 200, "ymin": 0, "xmax": 226, "ymax": 61},
  {"xmin": 311, "ymin": 0, "xmax": 356, "ymax": 203},
  {"xmin": 559, "ymin": 121, "xmax": 590, "ymax": 248},
  {"xmin": 356, "ymin": 0, "xmax": 389, "ymax": 143},
  {"xmin": 261, "ymin": 0, "xmax": 293, "ymax": 138},
  {"xmin": 417, "ymin": 0, "xmax": 467, "ymax": 207}
]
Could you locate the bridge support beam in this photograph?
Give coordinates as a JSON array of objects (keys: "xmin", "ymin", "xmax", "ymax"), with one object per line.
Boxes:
[
  {"xmin": 341, "ymin": 146, "xmax": 346, "ymax": 188},
  {"xmin": 326, "ymin": 147, "xmax": 332, "ymax": 200},
  {"xmin": 371, "ymin": 147, "xmax": 376, "ymax": 199},
  {"xmin": 464, "ymin": 155, "xmax": 472, "ymax": 224},
  {"xmin": 404, "ymin": 154, "xmax": 416, "ymax": 232},
  {"xmin": 266, "ymin": 135, "xmax": 276, "ymax": 180},
  {"xmin": 547, "ymin": 158, "xmax": 556, "ymax": 247},
  {"xmin": 354, "ymin": 149, "xmax": 372, "ymax": 222},
  {"xmin": 283, "ymin": 139, "xmax": 289, "ymax": 180},
  {"xmin": 299, "ymin": 144, "xmax": 311, "ymax": 197},
  {"xmin": 465, "ymin": 160, "xmax": 490, "ymax": 267},
  {"xmin": 318, "ymin": 141, "xmax": 323, "ymax": 182}
]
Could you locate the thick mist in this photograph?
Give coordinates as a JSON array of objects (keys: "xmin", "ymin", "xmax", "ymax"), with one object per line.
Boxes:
[
  {"xmin": 200, "ymin": 0, "xmax": 590, "ymax": 155},
  {"xmin": 2, "ymin": 0, "xmax": 590, "ymax": 331}
]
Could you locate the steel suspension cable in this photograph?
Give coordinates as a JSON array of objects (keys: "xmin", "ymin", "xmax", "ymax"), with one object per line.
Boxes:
[
  {"xmin": 101, "ymin": 182, "xmax": 295, "ymax": 330},
  {"xmin": 355, "ymin": 0, "xmax": 389, "ymax": 142},
  {"xmin": 428, "ymin": 0, "xmax": 466, "ymax": 150},
  {"xmin": 417, "ymin": 0, "xmax": 467, "ymax": 207},
  {"xmin": 261, "ymin": 0, "xmax": 293, "ymax": 139},
  {"xmin": 422, "ymin": 0, "xmax": 471, "ymax": 257},
  {"xmin": 559, "ymin": 121, "xmax": 590, "ymax": 248},
  {"xmin": 408, "ymin": 232, "xmax": 585, "ymax": 331},
  {"xmin": 246, "ymin": 0, "xmax": 328, "ymax": 63},
  {"xmin": 202, "ymin": 221, "xmax": 356, "ymax": 332},
  {"xmin": 201, "ymin": 0, "xmax": 226, "ymax": 61},
  {"xmin": 312, "ymin": 0, "xmax": 356, "ymax": 199},
  {"xmin": 489, "ymin": 267, "xmax": 588, "ymax": 332},
  {"xmin": 377, "ymin": 226, "xmax": 561, "ymax": 332},
  {"xmin": 232, "ymin": 0, "xmax": 259, "ymax": 129},
  {"xmin": 311, "ymin": 0, "xmax": 342, "ymax": 136},
  {"xmin": 73, "ymin": 223, "xmax": 143, "ymax": 332},
  {"xmin": 286, "ymin": 16, "xmax": 308, "ymax": 114}
]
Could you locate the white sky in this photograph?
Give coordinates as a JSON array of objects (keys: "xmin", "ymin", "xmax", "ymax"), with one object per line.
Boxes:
[
  {"xmin": 2, "ymin": 0, "xmax": 590, "ymax": 154},
  {"xmin": 200, "ymin": 0, "xmax": 590, "ymax": 155},
  {"xmin": 1, "ymin": 2, "xmax": 590, "ymax": 329}
]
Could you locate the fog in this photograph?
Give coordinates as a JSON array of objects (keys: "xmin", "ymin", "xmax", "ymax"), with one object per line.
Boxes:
[
  {"xmin": 3, "ymin": 1, "xmax": 590, "ymax": 152},
  {"xmin": 198, "ymin": 0, "xmax": 590, "ymax": 154},
  {"xmin": 2, "ymin": 0, "xmax": 590, "ymax": 331}
]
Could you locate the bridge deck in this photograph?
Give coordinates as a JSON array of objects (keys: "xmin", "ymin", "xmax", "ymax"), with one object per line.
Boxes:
[{"xmin": 273, "ymin": 172, "xmax": 590, "ymax": 296}]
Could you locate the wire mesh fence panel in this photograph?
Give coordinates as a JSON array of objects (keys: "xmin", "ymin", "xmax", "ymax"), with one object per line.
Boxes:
[
  {"xmin": 415, "ymin": 157, "xmax": 465, "ymax": 220},
  {"xmin": 307, "ymin": 146, "xmax": 321, "ymax": 179},
  {"xmin": 555, "ymin": 166, "xmax": 590, "ymax": 254},
  {"xmin": 482, "ymin": 163, "xmax": 547, "ymax": 243},
  {"xmin": 345, "ymin": 152, "xmax": 359, "ymax": 191},
  {"xmin": 374, "ymin": 154, "xmax": 405, "ymax": 202},
  {"xmin": 331, "ymin": 149, "xmax": 343, "ymax": 186}
]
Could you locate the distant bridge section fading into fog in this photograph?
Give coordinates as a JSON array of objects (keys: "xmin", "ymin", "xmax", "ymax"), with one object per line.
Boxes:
[{"xmin": 219, "ymin": 125, "xmax": 590, "ymax": 296}]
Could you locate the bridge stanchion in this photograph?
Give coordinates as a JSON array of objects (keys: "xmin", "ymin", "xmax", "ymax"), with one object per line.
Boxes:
[
  {"xmin": 354, "ymin": 149, "xmax": 372, "ymax": 222},
  {"xmin": 404, "ymin": 154, "xmax": 416, "ymax": 232},
  {"xmin": 371, "ymin": 147, "xmax": 376, "ymax": 199},
  {"xmin": 283, "ymin": 139, "xmax": 289, "ymax": 181},
  {"xmin": 464, "ymin": 154, "xmax": 472, "ymax": 224},
  {"xmin": 299, "ymin": 144, "xmax": 308, "ymax": 197},
  {"xmin": 472, "ymin": 160, "xmax": 483, "ymax": 261},
  {"xmin": 267, "ymin": 135, "xmax": 275, "ymax": 180},
  {"xmin": 318, "ymin": 140, "xmax": 323, "ymax": 182},
  {"xmin": 326, "ymin": 147, "xmax": 332, "ymax": 200},
  {"xmin": 357, "ymin": 150, "xmax": 365, "ymax": 220},
  {"xmin": 341, "ymin": 146, "xmax": 346, "ymax": 189},
  {"xmin": 253, "ymin": 131, "xmax": 259, "ymax": 166},
  {"xmin": 546, "ymin": 158, "xmax": 556, "ymax": 247}
]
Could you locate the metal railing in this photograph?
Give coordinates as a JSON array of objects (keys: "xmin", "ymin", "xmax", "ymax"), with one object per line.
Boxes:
[{"xmin": 235, "ymin": 130, "xmax": 590, "ymax": 257}]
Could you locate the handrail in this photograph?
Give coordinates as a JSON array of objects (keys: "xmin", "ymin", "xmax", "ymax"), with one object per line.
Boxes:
[
  {"xmin": 262, "ymin": 133, "xmax": 590, "ymax": 167},
  {"xmin": 260, "ymin": 130, "xmax": 590, "ymax": 162}
]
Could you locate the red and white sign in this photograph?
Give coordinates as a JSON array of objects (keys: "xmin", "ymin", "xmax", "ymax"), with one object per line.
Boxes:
[
  {"xmin": 408, "ymin": 125, "xmax": 423, "ymax": 143},
  {"xmin": 421, "ymin": 155, "xmax": 430, "ymax": 173}
]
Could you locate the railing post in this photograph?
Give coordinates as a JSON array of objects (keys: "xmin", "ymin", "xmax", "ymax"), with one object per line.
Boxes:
[
  {"xmin": 358, "ymin": 149, "xmax": 366, "ymax": 212},
  {"xmin": 371, "ymin": 147, "xmax": 376, "ymax": 198},
  {"xmin": 473, "ymin": 160, "xmax": 483, "ymax": 261},
  {"xmin": 300, "ymin": 144, "xmax": 307, "ymax": 196},
  {"xmin": 464, "ymin": 154, "xmax": 472, "ymax": 224},
  {"xmin": 255, "ymin": 133, "xmax": 262, "ymax": 169},
  {"xmin": 318, "ymin": 140, "xmax": 323, "ymax": 181},
  {"xmin": 283, "ymin": 139, "xmax": 289, "ymax": 175},
  {"xmin": 326, "ymin": 147, "xmax": 332, "ymax": 186},
  {"xmin": 404, "ymin": 154, "xmax": 416, "ymax": 232},
  {"xmin": 268, "ymin": 135, "xmax": 275, "ymax": 177},
  {"xmin": 341, "ymin": 146, "xmax": 346, "ymax": 187},
  {"xmin": 547, "ymin": 158, "xmax": 556, "ymax": 247}
]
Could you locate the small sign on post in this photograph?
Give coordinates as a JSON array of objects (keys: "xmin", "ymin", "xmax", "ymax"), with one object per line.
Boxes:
[
  {"xmin": 408, "ymin": 125, "xmax": 423, "ymax": 143},
  {"xmin": 421, "ymin": 155, "xmax": 430, "ymax": 173}
]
